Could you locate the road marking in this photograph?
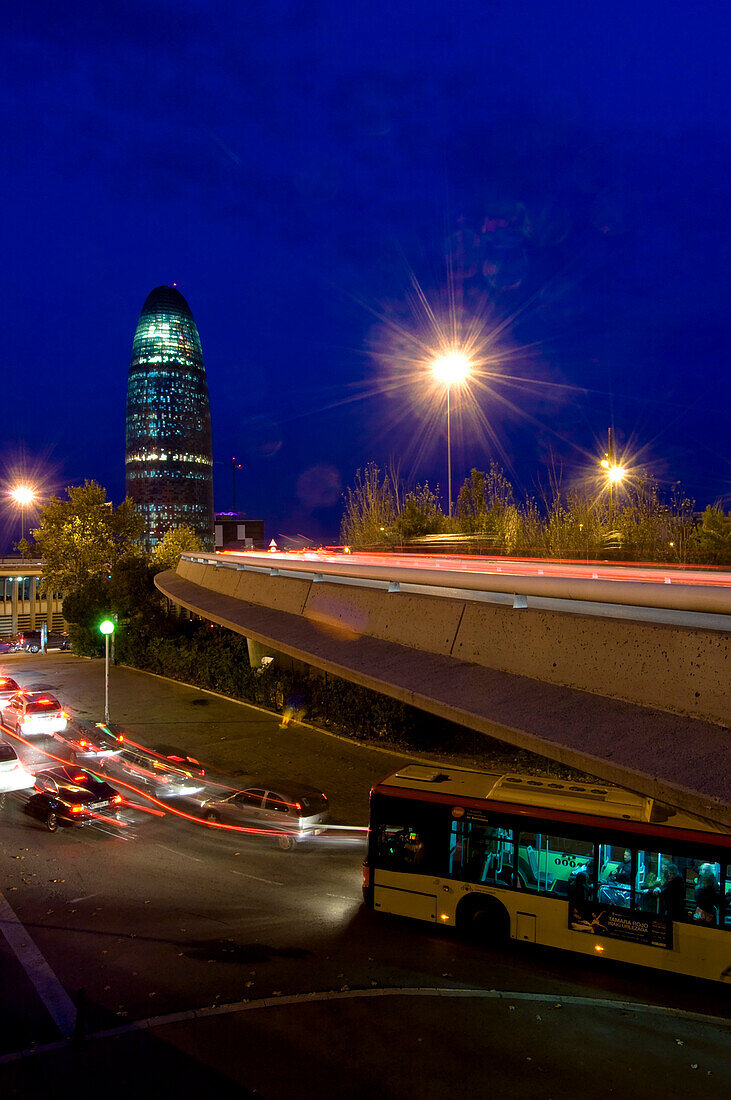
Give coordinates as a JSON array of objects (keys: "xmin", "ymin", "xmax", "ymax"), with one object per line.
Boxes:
[
  {"xmin": 326, "ymin": 892, "xmax": 356, "ymax": 901},
  {"xmin": 69, "ymin": 894, "xmax": 100, "ymax": 904},
  {"xmin": 1, "ymin": 984, "xmax": 728, "ymax": 1064},
  {"xmin": 231, "ymin": 870, "xmax": 283, "ymax": 887},
  {"xmin": 156, "ymin": 844, "xmax": 202, "ymax": 862},
  {"xmin": 0, "ymin": 890, "xmax": 76, "ymax": 1037}
]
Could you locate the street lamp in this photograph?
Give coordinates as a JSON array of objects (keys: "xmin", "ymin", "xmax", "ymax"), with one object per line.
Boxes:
[
  {"xmin": 10, "ymin": 485, "xmax": 37, "ymax": 542},
  {"xmin": 99, "ymin": 619, "xmax": 115, "ymax": 723},
  {"xmin": 431, "ymin": 349, "xmax": 471, "ymax": 517},
  {"xmin": 600, "ymin": 428, "xmax": 626, "ymax": 523}
]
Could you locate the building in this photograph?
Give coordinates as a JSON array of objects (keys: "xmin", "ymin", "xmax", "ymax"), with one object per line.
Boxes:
[
  {"xmin": 0, "ymin": 558, "xmax": 66, "ymax": 638},
  {"xmin": 214, "ymin": 513, "xmax": 265, "ymax": 551},
  {"xmin": 125, "ymin": 285, "xmax": 214, "ymax": 549}
]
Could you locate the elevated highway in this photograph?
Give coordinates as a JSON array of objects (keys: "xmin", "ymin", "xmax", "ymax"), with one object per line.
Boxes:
[{"xmin": 156, "ymin": 550, "xmax": 731, "ymax": 826}]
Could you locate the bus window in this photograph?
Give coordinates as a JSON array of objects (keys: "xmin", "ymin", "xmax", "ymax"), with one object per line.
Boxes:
[
  {"xmin": 518, "ymin": 832, "xmax": 594, "ymax": 896},
  {"xmin": 449, "ymin": 820, "xmax": 514, "ymax": 886},
  {"xmin": 376, "ymin": 824, "xmax": 428, "ymax": 870},
  {"xmin": 633, "ymin": 851, "xmax": 722, "ymax": 922},
  {"xmin": 724, "ymin": 865, "xmax": 731, "ymax": 929},
  {"xmin": 597, "ymin": 845, "xmax": 633, "ymax": 908},
  {"xmin": 688, "ymin": 859, "xmax": 722, "ymax": 926}
]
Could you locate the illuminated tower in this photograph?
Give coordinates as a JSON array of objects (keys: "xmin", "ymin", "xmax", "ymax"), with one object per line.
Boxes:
[{"xmin": 125, "ymin": 285, "xmax": 214, "ymax": 549}]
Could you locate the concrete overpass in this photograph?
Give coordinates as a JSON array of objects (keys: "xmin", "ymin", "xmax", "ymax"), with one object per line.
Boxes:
[{"xmin": 156, "ymin": 550, "xmax": 731, "ymax": 827}]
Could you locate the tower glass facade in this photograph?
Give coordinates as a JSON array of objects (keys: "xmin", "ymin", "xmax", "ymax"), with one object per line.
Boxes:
[{"xmin": 125, "ymin": 286, "xmax": 214, "ymax": 549}]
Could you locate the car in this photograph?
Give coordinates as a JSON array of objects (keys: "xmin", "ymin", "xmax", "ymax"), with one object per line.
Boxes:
[
  {"xmin": 0, "ymin": 676, "xmax": 22, "ymax": 705},
  {"xmin": 100, "ymin": 739, "xmax": 206, "ymax": 799},
  {"xmin": 200, "ymin": 782, "xmax": 330, "ymax": 849},
  {"xmin": 1, "ymin": 692, "xmax": 68, "ymax": 737},
  {"xmin": 24, "ymin": 765, "xmax": 122, "ymax": 831},
  {"xmin": 13, "ymin": 631, "xmax": 71, "ymax": 654},
  {"xmin": 0, "ymin": 639, "xmax": 17, "ymax": 655},
  {"xmin": 51, "ymin": 721, "xmax": 125, "ymax": 764},
  {"xmin": 0, "ymin": 740, "xmax": 35, "ymax": 795}
]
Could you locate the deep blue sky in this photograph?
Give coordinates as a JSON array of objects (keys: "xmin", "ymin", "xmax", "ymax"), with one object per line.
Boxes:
[{"xmin": 2, "ymin": 0, "xmax": 729, "ymax": 548}]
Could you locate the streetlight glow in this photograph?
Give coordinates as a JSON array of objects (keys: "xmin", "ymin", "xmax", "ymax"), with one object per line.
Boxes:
[
  {"xmin": 9, "ymin": 484, "xmax": 38, "ymax": 542},
  {"xmin": 10, "ymin": 486, "xmax": 36, "ymax": 507},
  {"xmin": 431, "ymin": 349, "xmax": 472, "ymax": 388},
  {"xmin": 607, "ymin": 465, "xmax": 626, "ymax": 484}
]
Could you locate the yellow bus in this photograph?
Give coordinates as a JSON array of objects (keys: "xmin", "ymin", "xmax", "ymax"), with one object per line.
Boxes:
[{"xmin": 362, "ymin": 765, "xmax": 730, "ymax": 983}]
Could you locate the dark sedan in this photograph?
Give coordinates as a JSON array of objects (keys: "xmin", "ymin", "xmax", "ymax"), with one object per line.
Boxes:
[{"xmin": 24, "ymin": 766, "xmax": 122, "ymax": 831}]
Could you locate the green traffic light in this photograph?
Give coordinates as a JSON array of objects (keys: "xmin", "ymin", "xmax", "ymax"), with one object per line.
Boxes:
[{"xmin": 99, "ymin": 619, "xmax": 115, "ymax": 635}]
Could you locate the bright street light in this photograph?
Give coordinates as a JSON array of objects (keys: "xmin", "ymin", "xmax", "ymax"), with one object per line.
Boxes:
[
  {"xmin": 9, "ymin": 485, "xmax": 37, "ymax": 542},
  {"xmin": 99, "ymin": 619, "xmax": 115, "ymax": 723},
  {"xmin": 431, "ymin": 349, "xmax": 472, "ymax": 517},
  {"xmin": 600, "ymin": 428, "xmax": 626, "ymax": 522}
]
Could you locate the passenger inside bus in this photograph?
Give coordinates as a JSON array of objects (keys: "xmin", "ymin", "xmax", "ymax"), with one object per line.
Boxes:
[{"xmin": 693, "ymin": 864, "xmax": 720, "ymax": 924}]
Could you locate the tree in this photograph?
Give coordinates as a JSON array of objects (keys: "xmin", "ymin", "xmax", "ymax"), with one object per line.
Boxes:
[
  {"xmin": 394, "ymin": 483, "xmax": 446, "ymax": 540},
  {"xmin": 30, "ymin": 481, "xmax": 144, "ymax": 593},
  {"xmin": 456, "ymin": 464, "xmax": 516, "ymax": 545},
  {"xmin": 692, "ymin": 506, "xmax": 731, "ymax": 565},
  {"xmin": 151, "ymin": 525, "xmax": 202, "ymax": 572},
  {"xmin": 340, "ymin": 463, "xmax": 397, "ymax": 547}
]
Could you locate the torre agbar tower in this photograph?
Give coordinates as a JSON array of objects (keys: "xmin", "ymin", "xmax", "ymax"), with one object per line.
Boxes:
[{"xmin": 125, "ymin": 286, "xmax": 214, "ymax": 549}]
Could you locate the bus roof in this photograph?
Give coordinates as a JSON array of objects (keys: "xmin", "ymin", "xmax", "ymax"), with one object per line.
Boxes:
[{"xmin": 376, "ymin": 765, "xmax": 728, "ymax": 838}]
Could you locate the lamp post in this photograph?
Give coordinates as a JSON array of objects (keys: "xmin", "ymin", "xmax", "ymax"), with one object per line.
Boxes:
[
  {"xmin": 99, "ymin": 619, "xmax": 115, "ymax": 723},
  {"xmin": 600, "ymin": 428, "xmax": 626, "ymax": 524},
  {"xmin": 431, "ymin": 350, "xmax": 471, "ymax": 518},
  {"xmin": 10, "ymin": 485, "xmax": 37, "ymax": 543}
]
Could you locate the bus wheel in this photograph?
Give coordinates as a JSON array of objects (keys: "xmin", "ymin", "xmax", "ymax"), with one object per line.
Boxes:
[
  {"xmin": 456, "ymin": 896, "xmax": 510, "ymax": 943},
  {"xmin": 277, "ymin": 835, "xmax": 295, "ymax": 851}
]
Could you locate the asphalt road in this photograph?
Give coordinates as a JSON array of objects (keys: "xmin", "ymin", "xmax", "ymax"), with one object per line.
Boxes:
[{"xmin": 0, "ymin": 652, "xmax": 728, "ymax": 1098}]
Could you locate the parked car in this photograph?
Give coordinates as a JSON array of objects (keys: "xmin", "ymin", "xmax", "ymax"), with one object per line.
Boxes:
[
  {"xmin": 13, "ymin": 631, "xmax": 70, "ymax": 654},
  {"xmin": 0, "ymin": 740, "xmax": 35, "ymax": 795},
  {"xmin": 24, "ymin": 765, "xmax": 122, "ymax": 831},
  {"xmin": 0, "ymin": 639, "xmax": 17, "ymax": 654},
  {"xmin": 0, "ymin": 676, "xmax": 22, "ymax": 705},
  {"xmin": 200, "ymin": 782, "xmax": 329, "ymax": 849},
  {"xmin": 1, "ymin": 692, "xmax": 68, "ymax": 736}
]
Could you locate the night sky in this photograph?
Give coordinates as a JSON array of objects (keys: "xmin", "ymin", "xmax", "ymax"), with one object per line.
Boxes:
[{"xmin": 2, "ymin": 1, "xmax": 729, "ymax": 549}]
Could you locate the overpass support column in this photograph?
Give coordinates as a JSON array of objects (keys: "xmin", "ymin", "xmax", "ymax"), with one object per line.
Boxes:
[
  {"xmin": 11, "ymin": 579, "xmax": 18, "ymax": 636},
  {"xmin": 246, "ymin": 637, "xmax": 278, "ymax": 670}
]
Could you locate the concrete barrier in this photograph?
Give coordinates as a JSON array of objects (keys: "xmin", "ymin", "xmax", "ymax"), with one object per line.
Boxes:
[
  {"xmin": 232, "ymin": 571, "xmax": 311, "ymax": 616},
  {"xmin": 453, "ymin": 602, "xmax": 729, "ymax": 726}
]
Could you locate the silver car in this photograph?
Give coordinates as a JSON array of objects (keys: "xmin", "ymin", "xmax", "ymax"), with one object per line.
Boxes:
[{"xmin": 200, "ymin": 783, "xmax": 329, "ymax": 849}]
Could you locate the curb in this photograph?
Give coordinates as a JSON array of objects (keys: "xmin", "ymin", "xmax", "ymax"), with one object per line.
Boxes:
[{"xmin": 1, "ymin": 985, "xmax": 728, "ymax": 1065}]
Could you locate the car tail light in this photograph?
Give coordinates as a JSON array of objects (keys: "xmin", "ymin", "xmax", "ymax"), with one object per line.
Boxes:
[
  {"xmin": 70, "ymin": 804, "xmax": 83, "ymax": 814},
  {"xmin": 112, "ymin": 795, "xmax": 122, "ymax": 805},
  {"xmin": 295, "ymin": 802, "xmax": 302, "ymax": 812},
  {"xmin": 73, "ymin": 774, "xmax": 86, "ymax": 782},
  {"xmin": 80, "ymin": 740, "xmax": 89, "ymax": 748}
]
